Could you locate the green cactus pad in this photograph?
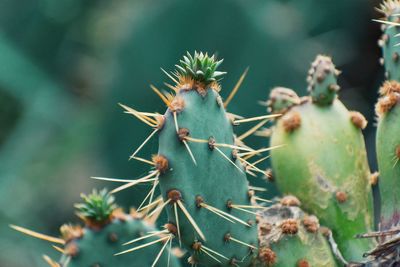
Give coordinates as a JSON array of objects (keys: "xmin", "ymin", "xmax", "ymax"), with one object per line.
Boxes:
[
  {"xmin": 377, "ymin": 0, "xmax": 400, "ymax": 81},
  {"xmin": 156, "ymin": 52, "xmax": 258, "ymax": 266},
  {"xmin": 376, "ymin": 81, "xmax": 400, "ymax": 231},
  {"xmin": 255, "ymin": 199, "xmax": 337, "ymax": 267},
  {"xmin": 269, "ymin": 56, "xmax": 374, "ymax": 261}
]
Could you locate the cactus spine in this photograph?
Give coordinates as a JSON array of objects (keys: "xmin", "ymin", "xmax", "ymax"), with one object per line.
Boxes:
[
  {"xmin": 12, "ymin": 189, "xmax": 180, "ymax": 267},
  {"xmin": 268, "ymin": 55, "xmax": 374, "ymax": 261},
  {"xmin": 376, "ymin": 0, "xmax": 400, "ymax": 232},
  {"xmin": 256, "ymin": 196, "xmax": 337, "ymax": 267}
]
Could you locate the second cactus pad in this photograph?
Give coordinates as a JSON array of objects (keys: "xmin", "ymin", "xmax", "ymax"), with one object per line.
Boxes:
[{"xmin": 268, "ymin": 55, "xmax": 374, "ymax": 262}]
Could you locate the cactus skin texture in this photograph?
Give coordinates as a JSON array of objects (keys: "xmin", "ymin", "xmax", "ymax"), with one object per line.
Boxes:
[
  {"xmin": 269, "ymin": 55, "xmax": 374, "ymax": 262},
  {"xmin": 254, "ymin": 196, "xmax": 337, "ymax": 267},
  {"xmin": 156, "ymin": 52, "xmax": 258, "ymax": 266}
]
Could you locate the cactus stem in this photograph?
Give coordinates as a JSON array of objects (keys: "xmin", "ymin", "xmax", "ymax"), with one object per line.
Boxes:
[
  {"xmin": 176, "ymin": 199, "xmax": 206, "ymax": 241},
  {"xmin": 237, "ymin": 119, "xmax": 270, "ymax": 141},
  {"xmin": 42, "ymin": 255, "xmax": 60, "ymax": 267},
  {"xmin": 115, "ymin": 235, "xmax": 171, "ymax": 256},
  {"xmin": 129, "ymin": 128, "xmax": 159, "ymax": 159},
  {"xmin": 10, "ymin": 225, "xmax": 66, "ymax": 244},
  {"xmin": 224, "ymin": 67, "xmax": 249, "ymax": 108}
]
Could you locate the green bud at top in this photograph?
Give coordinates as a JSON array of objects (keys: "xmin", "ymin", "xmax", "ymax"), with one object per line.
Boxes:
[
  {"xmin": 307, "ymin": 55, "xmax": 340, "ymax": 106},
  {"xmin": 176, "ymin": 51, "xmax": 226, "ymax": 85},
  {"xmin": 74, "ymin": 188, "xmax": 117, "ymax": 226}
]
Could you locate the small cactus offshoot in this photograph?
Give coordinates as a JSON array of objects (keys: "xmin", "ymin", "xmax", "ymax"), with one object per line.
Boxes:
[{"xmin": 11, "ymin": 189, "xmax": 181, "ymax": 267}]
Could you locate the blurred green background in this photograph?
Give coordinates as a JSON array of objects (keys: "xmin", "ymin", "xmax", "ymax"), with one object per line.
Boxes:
[{"xmin": 0, "ymin": 0, "xmax": 382, "ymax": 266}]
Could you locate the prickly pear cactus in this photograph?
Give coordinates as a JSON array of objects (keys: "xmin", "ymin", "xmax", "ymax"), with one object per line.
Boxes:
[
  {"xmin": 268, "ymin": 55, "xmax": 374, "ymax": 261},
  {"xmin": 375, "ymin": 1, "xmax": 400, "ymax": 233},
  {"xmin": 376, "ymin": 0, "xmax": 400, "ymax": 81},
  {"xmin": 254, "ymin": 196, "xmax": 337, "ymax": 267},
  {"xmin": 155, "ymin": 52, "xmax": 258, "ymax": 266},
  {"xmin": 12, "ymin": 189, "xmax": 180, "ymax": 267}
]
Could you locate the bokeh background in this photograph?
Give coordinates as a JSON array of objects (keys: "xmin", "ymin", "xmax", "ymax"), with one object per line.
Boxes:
[{"xmin": 0, "ymin": 0, "xmax": 383, "ymax": 266}]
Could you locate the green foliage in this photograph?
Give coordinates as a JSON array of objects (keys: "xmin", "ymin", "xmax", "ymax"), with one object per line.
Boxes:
[
  {"xmin": 269, "ymin": 55, "xmax": 374, "ymax": 261},
  {"xmin": 156, "ymin": 52, "xmax": 258, "ymax": 266}
]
